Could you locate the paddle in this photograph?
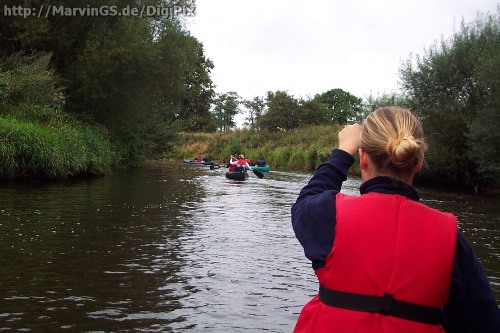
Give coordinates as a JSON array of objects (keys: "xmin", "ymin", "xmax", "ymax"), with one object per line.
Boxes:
[
  {"xmin": 252, "ymin": 169, "xmax": 264, "ymax": 178},
  {"xmin": 247, "ymin": 166, "xmax": 264, "ymax": 178}
]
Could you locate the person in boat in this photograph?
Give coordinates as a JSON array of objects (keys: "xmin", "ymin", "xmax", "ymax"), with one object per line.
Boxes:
[
  {"xmin": 202, "ymin": 156, "xmax": 209, "ymax": 162},
  {"xmin": 236, "ymin": 154, "xmax": 250, "ymax": 172},
  {"xmin": 241, "ymin": 154, "xmax": 252, "ymax": 166},
  {"xmin": 228, "ymin": 153, "xmax": 239, "ymax": 172},
  {"xmin": 291, "ymin": 106, "xmax": 500, "ymax": 332},
  {"xmin": 194, "ymin": 155, "xmax": 201, "ymax": 162},
  {"xmin": 256, "ymin": 156, "xmax": 266, "ymax": 167}
]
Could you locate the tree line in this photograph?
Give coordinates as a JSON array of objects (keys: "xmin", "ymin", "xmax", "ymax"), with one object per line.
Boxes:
[{"xmin": 211, "ymin": 88, "xmax": 364, "ymax": 132}]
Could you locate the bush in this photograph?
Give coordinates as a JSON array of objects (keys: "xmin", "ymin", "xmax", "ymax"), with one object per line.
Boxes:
[
  {"xmin": 306, "ymin": 146, "xmax": 330, "ymax": 171},
  {"xmin": 289, "ymin": 150, "xmax": 306, "ymax": 171},
  {"xmin": 271, "ymin": 146, "xmax": 293, "ymax": 169},
  {"xmin": 0, "ymin": 115, "xmax": 113, "ymax": 179},
  {"xmin": 0, "ymin": 52, "xmax": 62, "ymax": 111}
]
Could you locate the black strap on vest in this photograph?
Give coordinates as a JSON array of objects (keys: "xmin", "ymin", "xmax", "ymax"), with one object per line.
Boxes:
[{"xmin": 319, "ymin": 285, "xmax": 441, "ymax": 325}]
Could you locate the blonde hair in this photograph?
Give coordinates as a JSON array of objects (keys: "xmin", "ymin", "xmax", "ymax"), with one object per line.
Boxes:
[{"xmin": 360, "ymin": 106, "xmax": 426, "ymax": 173}]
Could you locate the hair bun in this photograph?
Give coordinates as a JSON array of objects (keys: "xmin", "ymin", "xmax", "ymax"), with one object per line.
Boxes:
[{"xmin": 387, "ymin": 131, "xmax": 421, "ymax": 169}]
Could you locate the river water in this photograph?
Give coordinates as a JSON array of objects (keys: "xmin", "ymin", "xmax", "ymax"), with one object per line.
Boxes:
[{"xmin": 0, "ymin": 161, "xmax": 498, "ymax": 332}]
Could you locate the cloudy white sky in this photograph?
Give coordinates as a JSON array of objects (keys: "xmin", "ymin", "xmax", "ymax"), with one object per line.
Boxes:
[{"xmin": 187, "ymin": 0, "xmax": 497, "ymax": 121}]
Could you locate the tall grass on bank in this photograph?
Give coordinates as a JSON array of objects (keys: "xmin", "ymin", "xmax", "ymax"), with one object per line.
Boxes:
[
  {"xmin": 0, "ymin": 52, "xmax": 115, "ymax": 180},
  {"xmin": 0, "ymin": 114, "xmax": 114, "ymax": 180},
  {"xmin": 168, "ymin": 125, "xmax": 361, "ymax": 175}
]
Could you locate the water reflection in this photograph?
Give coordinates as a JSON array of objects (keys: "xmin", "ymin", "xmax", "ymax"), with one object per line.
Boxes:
[
  {"xmin": 0, "ymin": 163, "xmax": 200, "ymax": 331},
  {"xmin": 0, "ymin": 162, "xmax": 498, "ymax": 332},
  {"xmin": 417, "ymin": 184, "xmax": 500, "ymax": 290}
]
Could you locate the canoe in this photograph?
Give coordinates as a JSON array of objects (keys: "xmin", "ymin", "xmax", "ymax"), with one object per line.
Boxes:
[
  {"xmin": 225, "ymin": 170, "xmax": 249, "ymax": 181},
  {"xmin": 183, "ymin": 159, "xmax": 214, "ymax": 166},
  {"xmin": 251, "ymin": 165, "xmax": 270, "ymax": 172}
]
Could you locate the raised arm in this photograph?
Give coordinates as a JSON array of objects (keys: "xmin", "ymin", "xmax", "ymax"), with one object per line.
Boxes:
[{"xmin": 291, "ymin": 124, "xmax": 361, "ymax": 270}]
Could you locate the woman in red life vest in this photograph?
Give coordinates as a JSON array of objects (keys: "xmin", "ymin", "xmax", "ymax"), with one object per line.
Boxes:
[
  {"xmin": 243, "ymin": 155, "xmax": 252, "ymax": 166},
  {"xmin": 228, "ymin": 153, "xmax": 239, "ymax": 172},
  {"xmin": 291, "ymin": 107, "xmax": 500, "ymax": 332},
  {"xmin": 237, "ymin": 154, "xmax": 251, "ymax": 171}
]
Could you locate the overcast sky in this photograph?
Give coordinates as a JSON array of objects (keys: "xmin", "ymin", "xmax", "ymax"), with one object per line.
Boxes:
[{"xmin": 186, "ymin": 0, "xmax": 497, "ymax": 121}]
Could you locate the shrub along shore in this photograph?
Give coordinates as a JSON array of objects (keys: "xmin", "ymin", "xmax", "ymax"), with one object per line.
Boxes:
[{"xmin": 0, "ymin": 110, "xmax": 114, "ymax": 180}]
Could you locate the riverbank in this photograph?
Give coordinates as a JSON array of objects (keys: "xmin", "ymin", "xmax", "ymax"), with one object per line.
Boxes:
[
  {"xmin": 0, "ymin": 112, "xmax": 114, "ymax": 180},
  {"xmin": 167, "ymin": 125, "xmax": 361, "ymax": 175},
  {"xmin": 168, "ymin": 128, "xmax": 498, "ymax": 194}
]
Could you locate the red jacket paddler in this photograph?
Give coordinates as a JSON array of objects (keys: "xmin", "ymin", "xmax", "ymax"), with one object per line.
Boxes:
[{"xmin": 294, "ymin": 192, "xmax": 457, "ymax": 333}]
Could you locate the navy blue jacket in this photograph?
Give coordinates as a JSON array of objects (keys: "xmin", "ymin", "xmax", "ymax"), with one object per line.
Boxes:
[{"xmin": 292, "ymin": 149, "xmax": 500, "ymax": 332}]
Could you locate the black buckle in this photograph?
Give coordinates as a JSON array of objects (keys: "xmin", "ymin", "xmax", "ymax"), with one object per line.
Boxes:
[{"xmin": 380, "ymin": 293, "xmax": 393, "ymax": 315}]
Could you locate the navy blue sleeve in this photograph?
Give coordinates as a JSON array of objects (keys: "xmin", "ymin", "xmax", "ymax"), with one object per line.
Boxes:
[
  {"xmin": 442, "ymin": 231, "xmax": 500, "ymax": 332},
  {"xmin": 291, "ymin": 149, "xmax": 355, "ymax": 270}
]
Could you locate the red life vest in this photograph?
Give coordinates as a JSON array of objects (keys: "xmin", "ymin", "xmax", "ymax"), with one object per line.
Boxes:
[
  {"xmin": 294, "ymin": 192, "xmax": 457, "ymax": 333},
  {"xmin": 238, "ymin": 158, "xmax": 250, "ymax": 167},
  {"xmin": 228, "ymin": 157, "xmax": 238, "ymax": 171}
]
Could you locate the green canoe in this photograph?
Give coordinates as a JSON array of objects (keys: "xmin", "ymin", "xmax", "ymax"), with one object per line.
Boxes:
[{"xmin": 251, "ymin": 165, "xmax": 270, "ymax": 172}]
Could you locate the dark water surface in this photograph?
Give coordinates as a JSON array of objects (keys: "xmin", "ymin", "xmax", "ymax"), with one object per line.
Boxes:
[{"xmin": 0, "ymin": 161, "xmax": 498, "ymax": 332}]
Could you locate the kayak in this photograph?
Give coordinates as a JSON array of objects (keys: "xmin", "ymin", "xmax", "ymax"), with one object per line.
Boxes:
[
  {"xmin": 225, "ymin": 170, "xmax": 248, "ymax": 181},
  {"xmin": 183, "ymin": 159, "xmax": 214, "ymax": 166},
  {"xmin": 252, "ymin": 165, "xmax": 270, "ymax": 172}
]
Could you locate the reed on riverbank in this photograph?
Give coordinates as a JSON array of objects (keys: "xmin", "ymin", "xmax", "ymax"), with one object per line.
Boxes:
[
  {"xmin": 168, "ymin": 125, "xmax": 361, "ymax": 175},
  {"xmin": 0, "ymin": 111, "xmax": 114, "ymax": 180}
]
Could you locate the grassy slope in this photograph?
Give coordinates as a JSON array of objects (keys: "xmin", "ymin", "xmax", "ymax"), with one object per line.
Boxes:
[{"xmin": 168, "ymin": 125, "xmax": 361, "ymax": 175}]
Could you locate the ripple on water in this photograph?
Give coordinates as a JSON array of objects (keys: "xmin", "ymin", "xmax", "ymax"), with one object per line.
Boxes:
[{"xmin": 159, "ymin": 171, "xmax": 319, "ymax": 332}]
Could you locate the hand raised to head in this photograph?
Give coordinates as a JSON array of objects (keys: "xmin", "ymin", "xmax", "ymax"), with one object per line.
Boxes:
[{"xmin": 338, "ymin": 124, "xmax": 362, "ymax": 156}]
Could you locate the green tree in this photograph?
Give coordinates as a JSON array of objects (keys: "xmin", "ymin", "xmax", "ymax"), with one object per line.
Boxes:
[
  {"xmin": 211, "ymin": 91, "xmax": 240, "ymax": 132},
  {"xmin": 313, "ymin": 88, "xmax": 362, "ymax": 125},
  {"xmin": 243, "ymin": 96, "xmax": 266, "ymax": 129},
  {"xmin": 64, "ymin": 17, "xmax": 194, "ymax": 161},
  {"xmin": 259, "ymin": 90, "xmax": 300, "ymax": 131},
  {"xmin": 297, "ymin": 98, "xmax": 331, "ymax": 126},
  {"xmin": 360, "ymin": 92, "xmax": 411, "ymax": 122},
  {"xmin": 466, "ymin": 49, "xmax": 500, "ymax": 182},
  {"xmin": 180, "ymin": 36, "xmax": 216, "ymax": 132},
  {"xmin": 400, "ymin": 9, "xmax": 499, "ymax": 184}
]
